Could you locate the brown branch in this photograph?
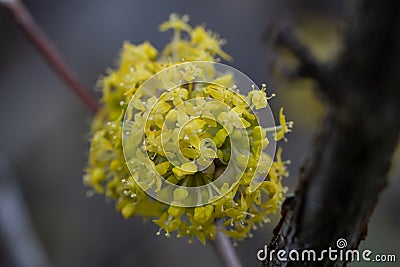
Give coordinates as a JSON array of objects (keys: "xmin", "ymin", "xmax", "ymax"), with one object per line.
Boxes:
[
  {"xmin": 265, "ymin": 0, "xmax": 400, "ymax": 266},
  {"xmin": 274, "ymin": 27, "xmax": 340, "ymax": 102},
  {"xmin": 1, "ymin": 0, "xmax": 99, "ymax": 114},
  {"xmin": 275, "ymin": 28, "xmax": 325, "ymax": 79}
]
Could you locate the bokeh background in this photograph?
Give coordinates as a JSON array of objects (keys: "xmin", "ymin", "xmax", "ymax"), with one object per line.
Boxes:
[{"xmin": 0, "ymin": 0, "xmax": 398, "ymax": 266}]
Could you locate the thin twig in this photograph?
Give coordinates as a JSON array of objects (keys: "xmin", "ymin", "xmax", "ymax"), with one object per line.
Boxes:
[
  {"xmin": 1, "ymin": 0, "xmax": 99, "ymax": 113},
  {"xmin": 213, "ymin": 222, "xmax": 243, "ymax": 267},
  {"xmin": 274, "ymin": 27, "xmax": 340, "ymax": 102},
  {"xmin": 275, "ymin": 28, "xmax": 325, "ymax": 80}
]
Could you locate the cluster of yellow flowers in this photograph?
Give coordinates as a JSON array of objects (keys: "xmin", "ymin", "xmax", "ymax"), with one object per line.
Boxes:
[{"xmin": 84, "ymin": 14, "xmax": 292, "ymax": 244}]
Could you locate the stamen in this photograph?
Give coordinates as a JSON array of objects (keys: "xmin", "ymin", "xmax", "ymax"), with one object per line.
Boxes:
[{"xmin": 156, "ymin": 228, "xmax": 162, "ymax": 236}]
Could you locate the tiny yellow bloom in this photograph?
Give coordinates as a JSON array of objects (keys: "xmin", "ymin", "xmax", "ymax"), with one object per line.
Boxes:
[
  {"xmin": 194, "ymin": 205, "xmax": 214, "ymax": 224},
  {"xmin": 172, "ymin": 162, "xmax": 197, "ymax": 178},
  {"xmin": 159, "ymin": 13, "xmax": 192, "ymax": 33},
  {"xmin": 274, "ymin": 107, "xmax": 293, "ymax": 141}
]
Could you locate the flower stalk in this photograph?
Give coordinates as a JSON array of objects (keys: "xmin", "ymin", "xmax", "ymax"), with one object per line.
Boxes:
[{"xmin": 213, "ymin": 221, "xmax": 243, "ymax": 267}]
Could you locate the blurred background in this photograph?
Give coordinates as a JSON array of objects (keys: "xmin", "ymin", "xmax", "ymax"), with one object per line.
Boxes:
[{"xmin": 0, "ymin": 0, "xmax": 398, "ymax": 266}]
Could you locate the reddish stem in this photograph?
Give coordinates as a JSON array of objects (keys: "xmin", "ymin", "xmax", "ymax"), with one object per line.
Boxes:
[{"xmin": 1, "ymin": 0, "xmax": 99, "ymax": 113}]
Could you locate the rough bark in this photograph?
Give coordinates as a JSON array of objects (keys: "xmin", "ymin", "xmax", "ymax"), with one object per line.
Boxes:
[{"xmin": 265, "ymin": 0, "xmax": 400, "ymax": 266}]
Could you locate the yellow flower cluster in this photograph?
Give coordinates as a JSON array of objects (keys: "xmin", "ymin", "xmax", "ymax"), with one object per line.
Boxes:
[{"xmin": 84, "ymin": 14, "xmax": 292, "ymax": 244}]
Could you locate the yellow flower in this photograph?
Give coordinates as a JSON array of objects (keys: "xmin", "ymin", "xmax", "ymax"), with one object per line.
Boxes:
[
  {"xmin": 191, "ymin": 26, "xmax": 232, "ymax": 61},
  {"xmin": 172, "ymin": 162, "xmax": 197, "ymax": 178},
  {"xmin": 173, "ymin": 187, "xmax": 189, "ymax": 201},
  {"xmin": 159, "ymin": 13, "xmax": 192, "ymax": 33},
  {"xmin": 180, "ymin": 63, "xmax": 204, "ymax": 81},
  {"xmin": 217, "ymin": 109, "xmax": 250, "ymax": 133},
  {"xmin": 194, "ymin": 205, "xmax": 214, "ymax": 224},
  {"xmin": 274, "ymin": 108, "xmax": 294, "ymax": 141},
  {"xmin": 84, "ymin": 14, "xmax": 292, "ymax": 245},
  {"xmin": 248, "ymin": 84, "xmax": 275, "ymax": 110},
  {"xmin": 162, "ymin": 87, "xmax": 188, "ymax": 106}
]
